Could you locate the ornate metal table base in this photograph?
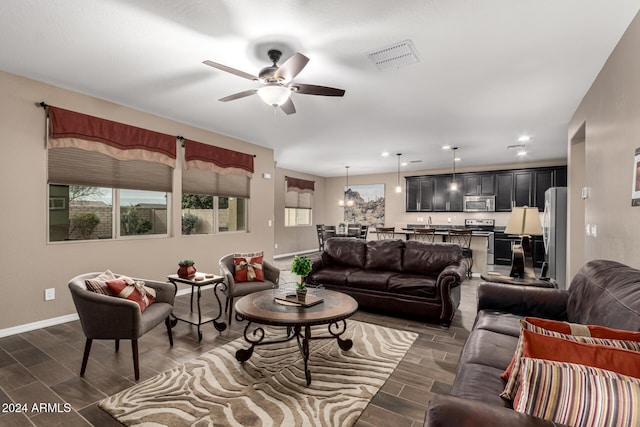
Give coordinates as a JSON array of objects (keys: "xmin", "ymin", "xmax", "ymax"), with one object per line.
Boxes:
[
  {"xmin": 235, "ymin": 319, "xmax": 353, "ymax": 385},
  {"xmin": 167, "ymin": 275, "xmax": 227, "ymax": 342}
]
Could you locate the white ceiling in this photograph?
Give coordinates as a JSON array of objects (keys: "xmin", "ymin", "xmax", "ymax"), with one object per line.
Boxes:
[{"xmin": 1, "ymin": 1, "xmax": 638, "ymax": 177}]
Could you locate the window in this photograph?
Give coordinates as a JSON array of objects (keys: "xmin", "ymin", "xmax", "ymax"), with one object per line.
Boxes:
[
  {"xmin": 284, "ymin": 176, "xmax": 314, "ymax": 227},
  {"xmin": 285, "ymin": 206, "xmax": 312, "ymax": 227},
  {"xmin": 181, "ymin": 138, "xmax": 253, "ymax": 235},
  {"xmin": 49, "ymin": 185, "xmax": 113, "ymax": 241},
  {"xmin": 48, "ymin": 185, "xmax": 168, "ymax": 241},
  {"xmin": 218, "ymin": 196, "xmax": 247, "ymax": 232},
  {"xmin": 120, "ymin": 189, "xmax": 168, "ymax": 236},
  {"xmin": 181, "ymin": 194, "xmax": 247, "ymax": 234},
  {"xmin": 46, "ymin": 106, "xmax": 176, "ymax": 242}
]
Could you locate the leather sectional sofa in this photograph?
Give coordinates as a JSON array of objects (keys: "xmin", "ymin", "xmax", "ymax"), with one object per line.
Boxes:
[
  {"xmin": 424, "ymin": 259, "xmax": 640, "ymax": 426},
  {"xmin": 307, "ymin": 237, "xmax": 468, "ymax": 325}
]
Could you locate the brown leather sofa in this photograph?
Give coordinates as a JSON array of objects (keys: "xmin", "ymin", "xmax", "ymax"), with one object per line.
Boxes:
[
  {"xmin": 307, "ymin": 237, "xmax": 468, "ymax": 325},
  {"xmin": 424, "ymin": 259, "xmax": 640, "ymax": 426}
]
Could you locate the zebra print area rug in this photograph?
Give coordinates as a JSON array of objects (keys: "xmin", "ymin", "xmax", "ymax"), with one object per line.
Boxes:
[{"xmin": 99, "ymin": 320, "xmax": 417, "ymax": 426}]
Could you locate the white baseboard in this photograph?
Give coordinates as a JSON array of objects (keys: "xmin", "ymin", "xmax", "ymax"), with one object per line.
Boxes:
[
  {"xmin": 274, "ymin": 249, "xmax": 318, "ymax": 259},
  {"xmin": 0, "ymin": 287, "xmax": 217, "ymax": 338},
  {"xmin": 0, "ymin": 313, "xmax": 80, "ymax": 338}
]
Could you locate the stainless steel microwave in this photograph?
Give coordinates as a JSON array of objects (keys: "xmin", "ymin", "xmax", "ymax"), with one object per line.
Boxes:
[{"xmin": 463, "ymin": 195, "xmax": 496, "ymax": 212}]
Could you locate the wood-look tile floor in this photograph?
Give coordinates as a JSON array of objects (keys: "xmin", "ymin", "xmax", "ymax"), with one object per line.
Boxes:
[{"xmin": 0, "ymin": 273, "xmax": 482, "ymax": 427}]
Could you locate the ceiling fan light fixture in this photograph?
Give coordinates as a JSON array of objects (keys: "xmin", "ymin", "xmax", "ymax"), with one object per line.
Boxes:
[{"xmin": 257, "ymin": 85, "xmax": 291, "ymax": 106}]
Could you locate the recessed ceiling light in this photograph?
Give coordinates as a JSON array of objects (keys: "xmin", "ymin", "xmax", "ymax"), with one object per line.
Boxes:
[
  {"xmin": 381, "ymin": 152, "xmax": 390, "ymax": 157},
  {"xmin": 454, "ymin": 157, "xmax": 461, "ymax": 162},
  {"xmin": 517, "ymin": 151, "xmax": 527, "ymax": 156},
  {"xmin": 518, "ymin": 135, "xmax": 531, "ymax": 142},
  {"xmin": 442, "ymin": 145, "xmax": 451, "ymax": 150},
  {"xmin": 401, "ymin": 162, "xmax": 408, "ymax": 166}
]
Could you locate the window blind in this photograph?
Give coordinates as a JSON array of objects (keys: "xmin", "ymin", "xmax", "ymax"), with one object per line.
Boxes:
[
  {"xmin": 46, "ymin": 106, "xmax": 176, "ymax": 192},
  {"xmin": 182, "ymin": 139, "xmax": 253, "ymax": 198}
]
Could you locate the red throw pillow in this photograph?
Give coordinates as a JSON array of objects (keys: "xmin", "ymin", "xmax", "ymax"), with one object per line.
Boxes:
[
  {"xmin": 233, "ymin": 252, "xmax": 265, "ymax": 282},
  {"xmin": 500, "ymin": 318, "xmax": 640, "ymax": 400},
  {"xmin": 502, "ymin": 317, "xmax": 640, "ymax": 380},
  {"xmin": 513, "ymin": 329, "xmax": 640, "ymax": 407},
  {"xmin": 106, "ymin": 278, "xmax": 155, "ymax": 312},
  {"xmin": 524, "ymin": 317, "xmax": 640, "ymax": 341}
]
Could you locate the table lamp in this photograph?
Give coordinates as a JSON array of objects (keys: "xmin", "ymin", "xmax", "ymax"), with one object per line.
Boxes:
[{"xmin": 504, "ymin": 206, "xmax": 543, "ymax": 279}]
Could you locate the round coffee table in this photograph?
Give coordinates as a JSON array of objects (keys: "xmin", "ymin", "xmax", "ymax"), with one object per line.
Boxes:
[{"xmin": 234, "ymin": 289, "xmax": 358, "ymax": 385}]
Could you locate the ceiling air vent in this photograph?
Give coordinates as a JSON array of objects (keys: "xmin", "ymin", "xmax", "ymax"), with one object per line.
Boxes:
[{"xmin": 368, "ymin": 40, "xmax": 419, "ymax": 72}]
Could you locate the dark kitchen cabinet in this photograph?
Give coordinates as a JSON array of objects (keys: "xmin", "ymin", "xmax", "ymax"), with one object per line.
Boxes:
[
  {"xmin": 406, "ymin": 176, "xmax": 434, "ymax": 212},
  {"xmin": 532, "ymin": 236, "xmax": 546, "ymax": 269},
  {"xmin": 433, "ymin": 175, "xmax": 463, "ymax": 211},
  {"xmin": 494, "ymin": 232, "xmax": 516, "ymax": 265},
  {"xmin": 494, "ymin": 233, "xmax": 546, "ymax": 269},
  {"xmin": 495, "ymin": 170, "xmax": 533, "ymax": 211},
  {"xmin": 513, "ymin": 170, "xmax": 533, "ymax": 207},
  {"xmin": 405, "ymin": 165, "xmax": 566, "ymax": 214},
  {"xmin": 495, "ymin": 173, "xmax": 514, "ymax": 212},
  {"xmin": 533, "ymin": 167, "xmax": 568, "ymax": 210},
  {"xmin": 464, "ymin": 174, "xmax": 495, "ymax": 196}
]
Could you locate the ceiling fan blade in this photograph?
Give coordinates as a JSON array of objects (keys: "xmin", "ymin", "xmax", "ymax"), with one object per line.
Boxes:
[
  {"xmin": 292, "ymin": 83, "xmax": 345, "ymax": 97},
  {"xmin": 273, "ymin": 53, "xmax": 309, "ymax": 82},
  {"xmin": 280, "ymin": 98, "xmax": 296, "ymax": 115},
  {"xmin": 219, "ymin": 89, "xmax": 257, "ymax": 102},
  {"xmin": 203, "ymin": 60, "xmax": 257, "ymax": 81}
]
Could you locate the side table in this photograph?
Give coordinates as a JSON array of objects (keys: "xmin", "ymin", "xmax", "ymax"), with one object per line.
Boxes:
[{"xmin": 167, "ymin": 273, "xmax": 227, "ymax": 341}]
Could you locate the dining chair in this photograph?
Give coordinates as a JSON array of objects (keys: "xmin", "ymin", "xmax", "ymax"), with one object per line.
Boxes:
[
  {"xmin": 413, "ymin": 228, "xmax": 436, "ymax": 242},
  {"xmin": 347, "ymin": 223, "xmax": 361, "ymax": 237},
  {"xmin": 448, "ymin": 229, "xmax": 473, "ymax": 278},
  {"xmin": 316, "ymin": 224, "xmax": 325, "ymax": 251},
  {"xmin": 359, "ymin": 224, "xmax": 369, "ymax": 239},
  {"xmin": 323, "ymin": 225, "xmax": 336, "ymax": 241},
  {"xmin": 375, "ymin": 227, "xmax": 396, "ymax": 240}
]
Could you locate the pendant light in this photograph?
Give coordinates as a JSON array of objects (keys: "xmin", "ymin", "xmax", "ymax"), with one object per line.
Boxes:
[
  {"xmin": 450, "ymin": 147, "xmax": 459, "ymax": 191},
  {"xmin": 395, "ymin": 153, "xmax": 402, "ymax": 193},
  {"xmin": 339, "ymin": 166, "xmax": 354, "ymax": 206}
]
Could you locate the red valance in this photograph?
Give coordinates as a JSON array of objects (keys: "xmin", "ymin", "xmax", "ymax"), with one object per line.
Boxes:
[
  {"xmin": 184, "ymin": 139, "xmax": 254, "ymax": 176},
  {"xmin": 48, "ymin": 106, "xmax": 176, "ymax": 164},
  {"xmin": 286, "ymin": 176, "xmax": 315, "ymax": 193}
]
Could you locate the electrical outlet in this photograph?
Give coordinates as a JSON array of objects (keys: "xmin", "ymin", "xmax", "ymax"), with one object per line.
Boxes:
[
  {"xmin": 274, "ymin": 243, "xmax": 278, "ymax": 249},
  {"xmin": 585, "ymin": 224, "xmax": 591, "ymax": 236},
  {"xmin": 591, "ymin": 224, "xmax": 597, "ymax": 237},
  {"xmin": 45, "ymin": 288, "xmax": 55, "ymax": 301}
]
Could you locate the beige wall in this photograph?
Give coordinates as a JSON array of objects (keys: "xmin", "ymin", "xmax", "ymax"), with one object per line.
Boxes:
[
  {"xmin": 568, "ymin": 11, "xmax": 640, "ymax": 275},
  {"xmin": 0, "ymin": 71, "xmax": 275, "ymax": 331}
]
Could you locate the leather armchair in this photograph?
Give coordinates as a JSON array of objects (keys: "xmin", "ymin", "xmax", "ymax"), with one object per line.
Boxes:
[
  {"xmin": 68, "ymin": 272, "xmax": 175, "ymax": 381},
  {"xmin": 219, "ymin": 254, "xmax": 280, "ymax": 325}
]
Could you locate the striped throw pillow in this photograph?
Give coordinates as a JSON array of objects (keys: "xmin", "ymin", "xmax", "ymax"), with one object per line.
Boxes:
[
  {"xmin": 515, "ymin": 358, "xmax": 640, "ymax": 427},
  {"xmin": 500, "ymin": 319, "xmax": 640, "ymax": 401},
  {"xmin": 85, "ymin": 270, "xmax": 116, "ymax": 295}
]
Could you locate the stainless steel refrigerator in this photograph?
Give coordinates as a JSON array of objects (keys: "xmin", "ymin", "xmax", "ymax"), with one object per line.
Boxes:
[{"xmin": 542, "ymin": 187, "xmax": 567, "ymax": 289}]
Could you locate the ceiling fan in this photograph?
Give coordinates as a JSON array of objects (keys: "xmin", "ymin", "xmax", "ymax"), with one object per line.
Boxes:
[{"xmin": 203, "ymin": 49, "xmax": 345, "ymax": 115}]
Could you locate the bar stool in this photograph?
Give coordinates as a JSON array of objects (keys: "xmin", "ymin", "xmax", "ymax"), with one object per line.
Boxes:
[
  {"xmin": 448, "ymin": 229, "xmax": 473, "ymax": 278},
  {"xmin": 375, "ymin": 227, "xmax": 395, "ymax": 240},
  {"xmin": 413, "ymin": 228, "xmax": 436, "ymax": 242}
]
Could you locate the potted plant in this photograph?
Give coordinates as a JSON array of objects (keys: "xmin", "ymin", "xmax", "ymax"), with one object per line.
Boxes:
[
  {"xmin": 291, "ymin": 255, "xmax": 312, "ymax": 300},
  {"xmin": 177, "ymin": 259, "xmax": 196, "ymax": 279}
]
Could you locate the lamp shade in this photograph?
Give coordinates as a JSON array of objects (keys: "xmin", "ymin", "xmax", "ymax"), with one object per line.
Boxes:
[
  {"xmin": 504, "ymin": 207, "xmax": 543, "ymax": 236},
  {"xmin": 257, "ymin": 85, "xmax": 292, "ymax": 106}
]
